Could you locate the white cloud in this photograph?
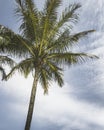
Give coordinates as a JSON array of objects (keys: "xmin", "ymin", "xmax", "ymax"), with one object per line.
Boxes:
[{"xmin": 1, "ymin": 73, "xmax": 104, "ymax": 130}]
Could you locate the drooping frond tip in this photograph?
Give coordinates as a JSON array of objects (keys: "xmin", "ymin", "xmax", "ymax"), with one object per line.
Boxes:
[
  {"xmin": 0, "ymin": 67, "xmax": 6, "ymax": 80},
  {"xmin": 69, "ymin": 53, "xmax": 99, "ymax": 64},
  {"xmin": 15, "ymin": 0, "xmax": 22, "ymax": 6},
  {"xmin": 0, "ymin": 55, "xmax": 16, "ymax": 67},
  {"xmin": 58, "ymin": 3, "xmax": 81, "ymax": 27}
]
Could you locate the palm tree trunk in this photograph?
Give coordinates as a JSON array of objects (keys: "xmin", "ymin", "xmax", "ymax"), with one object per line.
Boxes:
[{"xmin": 24, "ymin": 69, "xmax": 39, "ymax": 130}]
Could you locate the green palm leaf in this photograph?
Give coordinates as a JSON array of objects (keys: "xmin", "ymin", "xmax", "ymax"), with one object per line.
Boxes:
[
  {"xmin": 47, "ymin": 52, "xmax": 98, "ymax": 65},
  {"xmin": 0, "ymin": 55, "xmax": 15, "ymax": 67},
  {"xmin": 0, "ymin": 66, "xmax": 6, "ymax": 80},
  {"xmin": 15, "ymin": 0, "xmax": 39, "ymax": 42},
  {"xmin": 46, "ymin": 29, "xmax": 95, "ymax": 52},
  {"xmin": 0, "ymin": 55, "xmax": 15, "ymax": 80},
  {"xmin": 5, "ymin": 57, "xmax": 35, "ymax": 80}
]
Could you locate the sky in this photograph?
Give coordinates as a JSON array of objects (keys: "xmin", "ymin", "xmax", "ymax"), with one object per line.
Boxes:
[{"xmin": 0, "ymin": 0, "xmax": 104, "ymax": 130}]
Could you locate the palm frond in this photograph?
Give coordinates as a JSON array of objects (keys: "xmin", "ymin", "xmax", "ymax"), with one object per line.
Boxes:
[
  {"xmin": 43, "ymin": 0, "xmax": 61, "ymax": 24},
  {"xmin": 0, "ymin": 25, "xmax": 31, "ymax": 57},
  {"xmin": 47, "ymin": 29, "xmax": 95, "ymax": 52},
  {"xmin": 41, "ymin": 3, "xmax": 81, "ymax": 45},
  {"xmin": 0, "ymin": 55, "xmax": 15, "ymax": 67},
  {"xmin": 0, "ymin": 66, "xmax": 6, "ymax": 80},
  {"xmin": 0, "ymin": 25, "xmax": 38, "ymax": 58},
  {"xmin": 46, "ymin": 61, "xmax": 64, "ymax": 87},
  {"xmin": 25, "ymin": 0, "xmax": 35, "ymax": 11},
  {"xmin": 57, "ymin": 3, "xmax": 81, "ymax": 30},
  {"xmin": 39, "ymin": 59, "xmax": 63, "ymax": 94},
  {"xmin": 39, "ymin": 0, "xmax": 62, "ymax": 53},
  {"xmin": 15, "ymin": 0, "xmax": 39, "ymax": 42},
  {"xmin": 48, "ymin": 52, "xmax": 98, "ymax": 66},
  {"xmin": 39, "ymin": 68, "xmax": 50, "ymax": 94},
  {"xmin": 5, "ymin": 57, "xmax": 35, "ymax": 80},
  {"xmin": 69, "ymin": 30, "xmax": 95, "ymax": 44}
]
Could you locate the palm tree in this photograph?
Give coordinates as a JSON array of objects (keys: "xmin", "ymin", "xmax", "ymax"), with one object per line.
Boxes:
[{"xmin": 0, "ymin": 0, "xmax": 97, "ymax": 130}]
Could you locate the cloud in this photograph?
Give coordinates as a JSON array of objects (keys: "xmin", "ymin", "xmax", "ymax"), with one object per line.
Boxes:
[{"xmin": 1, "ymin": 74, "xmax": 104, "ymax": 130}]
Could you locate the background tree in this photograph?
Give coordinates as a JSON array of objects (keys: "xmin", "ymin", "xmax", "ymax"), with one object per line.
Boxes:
[{"xmin": 0, "ymin": 0, "xmax": 97, "ymax": 130}]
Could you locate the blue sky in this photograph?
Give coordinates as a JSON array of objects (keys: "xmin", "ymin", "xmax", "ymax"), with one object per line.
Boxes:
[{"xmin": 0, "ymin": 0, "xmax": 104, "ymax": 130}]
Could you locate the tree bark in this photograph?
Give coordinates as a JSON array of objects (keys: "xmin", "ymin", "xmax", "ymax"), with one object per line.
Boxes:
[{"xmin": 24, "ymin": 69, "xmax": 39, "ymax": 130}]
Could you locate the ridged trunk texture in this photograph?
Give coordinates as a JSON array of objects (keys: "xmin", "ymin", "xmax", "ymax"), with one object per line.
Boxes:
[{"xmin": 24, "ymin": 70, "xmax": 39, "ymax": 130}]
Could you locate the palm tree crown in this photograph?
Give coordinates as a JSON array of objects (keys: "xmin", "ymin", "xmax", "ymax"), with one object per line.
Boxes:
[{"xmin": 0, "ymin": 0, "xmax": 97, "ymax": 130}]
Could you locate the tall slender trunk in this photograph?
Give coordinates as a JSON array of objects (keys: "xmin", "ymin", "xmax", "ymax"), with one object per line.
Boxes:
[{"xmin": 24, "ymin": 69, "xmax": 39, "ymax": 130}]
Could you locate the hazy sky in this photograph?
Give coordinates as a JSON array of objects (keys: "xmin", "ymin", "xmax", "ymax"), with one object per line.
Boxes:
[{"xmin": 0, "ymin": 0, "xmax": 104, "ymax": 130}]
